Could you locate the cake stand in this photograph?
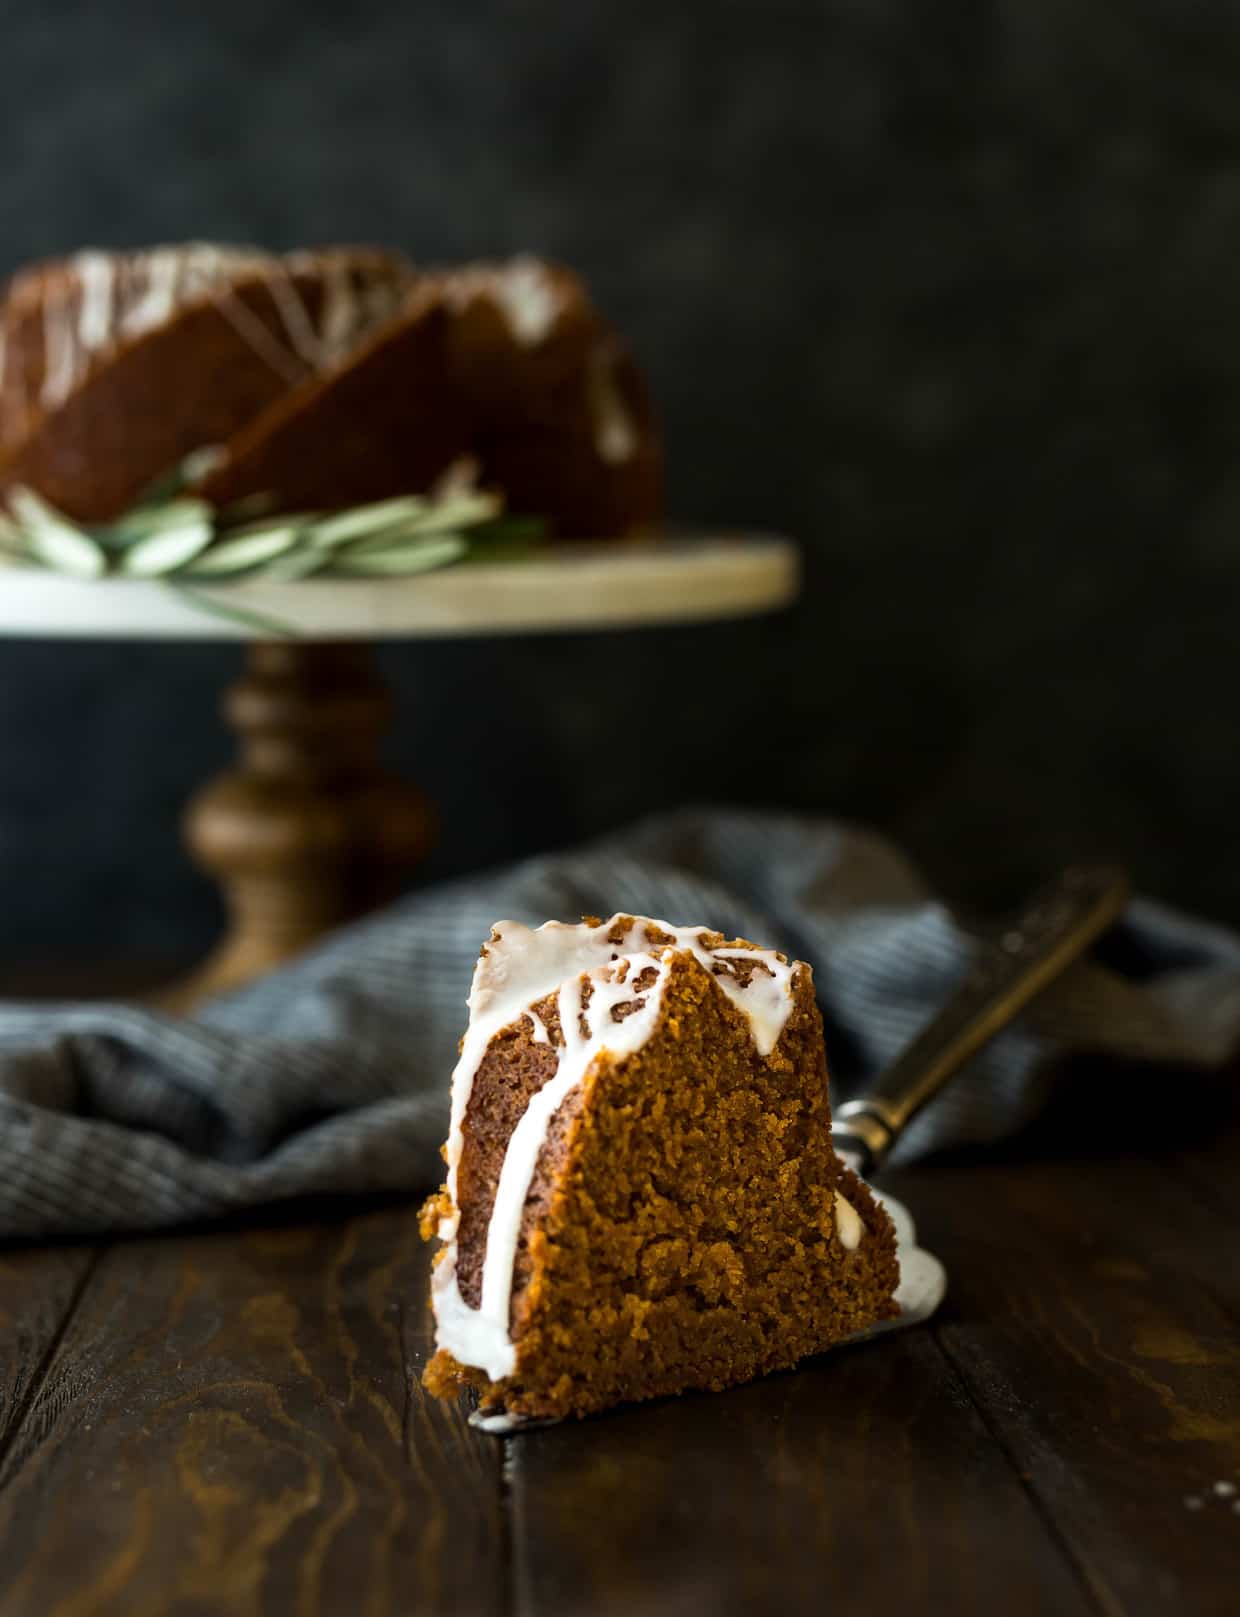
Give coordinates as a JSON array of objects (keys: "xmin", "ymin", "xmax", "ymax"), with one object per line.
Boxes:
[{"xmin": 0, "ymin": 535, "xmax": 797, "ymax": 1007}]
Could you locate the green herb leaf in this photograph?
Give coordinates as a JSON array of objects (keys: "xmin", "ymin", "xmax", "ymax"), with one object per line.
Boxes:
[
  {"xmin": 132, "ymin": 446, "xmax": 224, "ymax": 508},
  {"xmin": 331, "ymin": 521, "xmax": 438, "ymax": 557},
  {"xmin": 7, "ymin": 487, "xmax": 108, "ymax": 579},
  {"xmin": 107, "ymin": 497, "xmax": 214, "ymax": 543},
  {"xmin": 398, "ymin": 490, "xmax": 503, "ymax": 535},
  {"xmin": 4, "ymin": 460, "xmax": 544, "ymax": 630},
  {"xmin": 119, "ymin": 518, "xmax": 215, "ymax": 577},
  {"xmin": 182, "ymin": 528, "xmax": 301, "ymax": 576},
  {"xmin": 472, "ymin": 515, "xmax": 548, "ymax": 544},
  {"xmin": 219, "ymin": 511, "xmax": 317, "ymax": 539},
  {"xmin": 331, "ymin": 535, "xmax": 468, "ymax": 575},
  {"xmin": 166, "ymin": 584, "xmax": 297, "ymax": 637},
  {"xmin": 260, "ymin": 544, "xmax": 336, "ymax": 581},
  {"xmin": 216, "ymin": 489, "xmax": 284, "ymax": 526},
  {"xmin": 309, "ymin": 497, "xmax": 432, "ymax": 547}
]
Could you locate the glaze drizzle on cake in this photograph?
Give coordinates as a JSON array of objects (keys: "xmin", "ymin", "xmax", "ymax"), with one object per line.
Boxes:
[
  {"xmin": 424, "ymin": 914, "xmax": 900, "ymax": 1421},
  {"xmin": 0, "ymin": 244, "xmax": 412, "ymax": 439},
  {"xmin": 434, "ymin": 915, "xmax": 798, "ymax": 1379}
]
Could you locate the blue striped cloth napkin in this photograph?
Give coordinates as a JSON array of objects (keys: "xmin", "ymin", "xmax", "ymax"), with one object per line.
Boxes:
[{"xmin": 2, "ymin": 808, "xmax": 1238, "ymax": 1240}]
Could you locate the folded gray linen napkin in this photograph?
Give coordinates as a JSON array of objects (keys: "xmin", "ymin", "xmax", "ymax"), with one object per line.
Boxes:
[{"xmin": 2, "ymin": 808, "xmax": 1238, "ymax": 1241}]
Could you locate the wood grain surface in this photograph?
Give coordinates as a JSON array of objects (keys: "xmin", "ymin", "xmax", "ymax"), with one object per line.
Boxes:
[
  {"xmin": 0, "ymin": 1211, "xmax": 502, "ymax": 1617},
  {"xmin": 0, "ymin": 1117, "xmax": 1236, "ymax": 1616}
]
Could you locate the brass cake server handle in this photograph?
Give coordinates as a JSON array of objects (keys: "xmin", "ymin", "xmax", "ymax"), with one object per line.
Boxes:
[{"xmin": 832, "ymin": 864, "xmax": 1131, "ymax": 1178}]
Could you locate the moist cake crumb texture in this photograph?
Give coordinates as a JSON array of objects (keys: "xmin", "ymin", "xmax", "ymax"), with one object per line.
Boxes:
[{"xmin": 421, "ymin": 913, "xmax": 900, "ymax": 1422}]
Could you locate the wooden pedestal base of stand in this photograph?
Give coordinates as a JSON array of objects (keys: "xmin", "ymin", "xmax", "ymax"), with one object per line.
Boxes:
[
  {"xmin": 0, "ymin": 535, "xmax": 799, "ymax": 1011},
  {"xmin": 160, "ymin": 642, "xmax": 433, "ymax": 1011}
]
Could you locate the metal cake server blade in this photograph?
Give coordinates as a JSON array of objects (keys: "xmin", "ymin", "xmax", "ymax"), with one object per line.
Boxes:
[
  {"xmin": 833, "ymin": 863, "xmax": 1131, "ymax": 1343},
  {"xmin": 833, "ymin": 863, "xmax": 1132, "ymax": 1180}
]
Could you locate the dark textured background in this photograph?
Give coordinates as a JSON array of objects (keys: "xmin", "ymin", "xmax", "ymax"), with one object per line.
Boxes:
[{"xmin": 2, "ymin": 0, "xmax": 1239, "ymax": 965}]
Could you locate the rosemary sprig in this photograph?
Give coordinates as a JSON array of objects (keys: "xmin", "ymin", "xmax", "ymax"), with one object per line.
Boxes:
[
  {"xmin": 0, "ymin": 461, "xmax": 547, "ymax": 635},
  {"xmin": 171, "ymin": 586, "xmax": 305, "ymax": 638}
]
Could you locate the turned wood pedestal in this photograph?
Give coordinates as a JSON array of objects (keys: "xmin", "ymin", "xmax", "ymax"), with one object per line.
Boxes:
[
  {"xmin": 170, "ymin": 642, "xmax": 434, "ymax": 1007},
  {"xmin": 0, "ymin": 534, "xmax": 798, "ymax": 1007}
]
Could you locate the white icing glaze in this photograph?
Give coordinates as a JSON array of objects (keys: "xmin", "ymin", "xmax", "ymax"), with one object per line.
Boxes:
[
  {"xmin": 835, "ymin": 1191, "xmax": 863, "ymax": 1252},
  {"xmin": 121, "ymin": 247, "xmax": 186, "ymax": 338},
  {"xmin": 525, "ymin": 1008, "xmax": 550, "ymax": 1045},
  {"xmin": 41, "ymin": 280, "xmax": 79, "ymax": 408},
  {"xmin": 361, "ymin": 279, "xmax": 391, "ymax": 327},
  {"xmin": 21, "ymin": 243, "xmax": 409, "ymax": 415},
  {"xmin": 74, "ymin": 251, "xmax": 115, "ymax": 355},
  {"xmin": 588, "ymin": 340, "xmax": 639, "ymax": 464},
  {"xmin": 207, "ymin": 283, "xmax": 308, "ymax": 384},
  {"xmin": 288, "ymin": 249, "xmax": 412, "ymax": 367},
  {"xmin": 11, "ymin": 244, "xmax": 413, "ymax": 426},
  {"xmin": 443, "ymin": 258, "xmax": 564, "ymax": 346},
  {"xmin": 317, "ymin": 255, "xmax": 361, "ymax": 362},
  {"xmin": 30, "ymin": 243, "xmax": 267, "ymax": 404},
  {"xmin": 490, "ymin": 257, "xmax": 560, "ymax": 344},
  {"xmin": 264, "ymin": 264, "xmax": 323, "ymax": 368},
  {"xmin": 432, "ymin": 914, "xmax": 797, "ymax": 1382}
]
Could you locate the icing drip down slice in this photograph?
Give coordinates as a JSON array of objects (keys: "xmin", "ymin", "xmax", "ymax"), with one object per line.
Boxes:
[
  {"xmin": 10, "ymin": 244, "xmax": 414, "ymax": 414},
  {"xmin": 432, "ymin": 914, "xmax": 800, "ymax": 1382}
]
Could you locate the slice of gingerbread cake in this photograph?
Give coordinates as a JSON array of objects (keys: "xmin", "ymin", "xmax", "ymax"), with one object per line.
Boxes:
[{"xmin": 421, "ymin": 914, "xmax": 899, "ymax": 1424}]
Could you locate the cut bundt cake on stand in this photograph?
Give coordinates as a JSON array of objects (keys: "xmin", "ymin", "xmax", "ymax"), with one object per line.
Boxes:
[
  {"xmin": 0, "ymin": 244, "xmax": 801, "ymax": 1014},
  {"xmin": 0, "ymin": 244, "xmax": 415, "ymax": 520},
  {"xmin": 0, "ymin": 243, "xmax": 661, "ymax": 537},
  {"xmin": 195, "ymin": 255, "xmax": 661, "ymax": 535},
  {"xmin": 192, "ymin": 281, "xmax": 471, "ymax": 513},
  {"xmin": 435, "ymin": 258, "xmax": 662, "ymax": 536},
  {"xmin": 422, "ymin": 914, "xmax": 899, "ymax": 1425}
]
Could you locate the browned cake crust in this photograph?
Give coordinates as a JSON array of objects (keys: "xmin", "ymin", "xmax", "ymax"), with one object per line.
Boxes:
[
  {"xmin": 424, "ymin": 947, "xmax": 899, "ymax": 1421},
  {"xmin": 0, "ymin": 247, "xmax": 408, "ymax": 454},
  {"xmin": 195, "ymin": 288, "xmax": 470, "ymax": 512},
  {"xmin": 438, "ymin": 262, "xmax": 662, "ymax": 536},
  {"xmin": 200, "ymin": 260, "xmax": 662, "ymax": 534},
  {"xmin": 0, "ymin": 246, "xmax": 413, "ymax": 520},
  {"xmin": 0, "ymin": 258, "xmax": 87, "ymax": 450},
  {"xmin": 0, "ymin": 246, "xmax": 661, "ymax": 536},
  {"xmin": 471, "ymin": 360, "xmax": 662, "ymax": 537}
]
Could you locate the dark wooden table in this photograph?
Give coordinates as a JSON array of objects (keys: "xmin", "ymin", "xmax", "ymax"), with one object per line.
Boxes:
[{"xmin": 1, "ymin": 1078, "xmax": 1238, "ymax": 1615}]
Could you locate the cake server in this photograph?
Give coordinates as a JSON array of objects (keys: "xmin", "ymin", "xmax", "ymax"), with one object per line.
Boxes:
[
  {"xmin": 832, "ymin": 863, "xmax": 1132, "ymax": 1179},
  {"xmin": 472, "ymin": 867, "xmax": 1131, "ymax": 1428},
  {"xmin": 823, "ymin": 864, "xmax": 1131, "ymax": 1350}
]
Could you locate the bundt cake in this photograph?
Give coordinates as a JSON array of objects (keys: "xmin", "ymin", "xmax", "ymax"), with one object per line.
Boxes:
[
  {"xmin": 0, "ymin": 245, "xmax": 662, "ymax": 537},
  {"xmin": 421, "ymin": 914, "xmax": 900, "ymax": 1424},
  {"xmin": 435, "ymin": 260, "xmax": 662, "ymax": 536},
  {"xmin": 0, "ymin": 244, "xmax": 414, "ymax": 519},
  {"xmin": 193, "ymin": 282, "xmax": 470, "ymax": 513}
]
